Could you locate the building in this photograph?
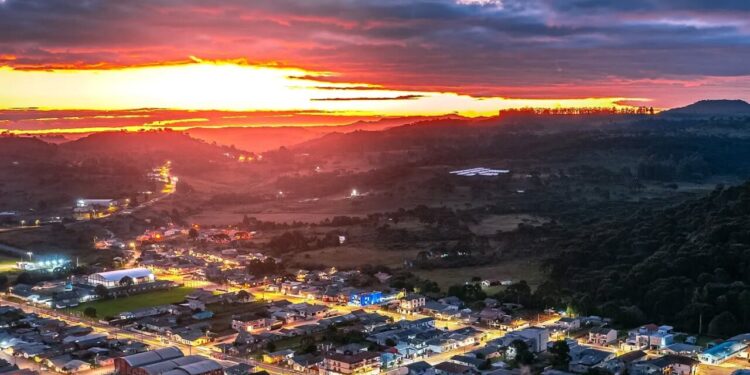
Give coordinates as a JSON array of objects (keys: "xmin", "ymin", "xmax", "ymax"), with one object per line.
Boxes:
[
  {"xmin": 350, "ymin": 291, "xmax": 383, "ymax": 307},
  {"xmin": 263, "ymin": 349, "xmax": 295, "ymax": 364},
  {"xmin": 568, "ymin": 348, "xmax": 615, "ymax": 373},
  {"xmin": 478, "ymin": 308, "xmax": 510, "ymax": 328},
  {"xmin": 115, "ymin": 347, "xmax": 222, "ymax": 375},
  {"xmin": 115, "ymin": 347, "xmax": 184, "ymax": 375},
  {"xmin": 588, "ymin": 327, "xmax": 617, "ymax": 346},
  {"xmin": 74, "ymin": 198, "xmax": 123, "ymax": 220},
  {"xmin": 626, "ymin": 325, "xmax": 673, "ymax": 350},
  {"xmin": 232, "ymin": 316, "xmax": 273, "ymax": 333},
  {"xmin": 87, "ymin": 268, "xmax": 156, "ymax": 288},
  {"xmin": 434, "ymin": 362, "xmax": 477, "ymax": 375},
  {"xmin": 557, "ymin": 317, "xmax": 581, "ymax": 331},
  {"xmin": 399, "ymin": 295, "xmax": 426, "ymax": 314},
  {"xmin": 600, "ymin": 350, "xmax": 647, "ymax": 375},
  {"xmin": 631, "ymin": 355, "xmax": 699, "ymax": 375},
  {"xmin": 290, "ymin": 354, "xmax": 324, "ymax": 373},
  {"xmin": 406, "ymin": 361, "xmax": 435, "ymax": 375},
  {"xmin": 172, "ymin": 329, "xmax": 211, "ymax": 346},
  {"xmin": 698, "ymin": 341, "xmax": 748, "ymax": 365},
  {"xmin": 319, "ymin": 351, "xmax": 382, "ymax": 375},
  {"xmin": 509, "ymin": 327, "xmax": 549, "ymax": 353}
]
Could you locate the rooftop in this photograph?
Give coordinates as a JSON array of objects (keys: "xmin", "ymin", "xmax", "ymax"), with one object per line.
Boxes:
[{"xmin": 90, "ymin": 268, "xmax": 154, "ymax": 282}]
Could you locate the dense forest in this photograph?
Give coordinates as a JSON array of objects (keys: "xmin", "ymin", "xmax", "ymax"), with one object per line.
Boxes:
[{"xmin": 546, "ymin": 181, "xmax": 750, "ymax": 336}]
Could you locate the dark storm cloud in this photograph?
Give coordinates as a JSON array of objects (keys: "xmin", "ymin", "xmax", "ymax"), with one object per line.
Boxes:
[{"xmin": 1, "ymin": 0, "xmax": 749, "ymax": 105}]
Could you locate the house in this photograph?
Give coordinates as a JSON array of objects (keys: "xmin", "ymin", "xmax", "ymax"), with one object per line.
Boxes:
[
  {"xmin": 664, "ymin": 343, "xmax": 703, "ymax": 357},
  {"xmin": 289, "ymin": 303, "xmax": 328, "ymax": 319},
  {"xmin": 434, "ymin": 362, "xmax": 477, "ymax": 375},
  {"xmin": 319, "ymin": 351, "xmax": 382, "ymax": 375},
  {"xmin": 467, "ymin": 345, "xmax": 503, "ymax": 360},
  {"xmin": 626, "ymin": 325, "xmax": 674, "ymax": 350},
  {"xmin": 568, "ymin": 348, "xmax": 615, "ymax": 373},
  {"xmin": 406, "ymin": 361, "xmax": 435, "ymax": 375},
  {"xmin": 398, "ymin": 317, "xmax": 435, "ymax": 330},
  {"xmin": 173, "ymin": 329, "xmax": 211, "ymax": 346},
  {"xmin": 62, "ymin": 359, "xmax": 91, "ymax": 373},
  {"xmin": 588, "ymin": 327, "xmax": 617, "ymax": 346},
  {"xmin": 192, "ymin": 311, "xmax": 214, "ymax": 320},
  {"xmin": 380, "ymin": 351, "xmax": 400, "ymax": 369},
  {"xmin": 46, "ymin": 354, "xmax": 74, "ymax": 373},
  {"xmin": 290, "ymin": 354, "xmax": 323, "ymax": 372},
  {"xmin": 232, "ymin": 316, "xmax": 273, "ymax": 333},
  {"xmin": 438, "ymin": 297, "xmax": 463, "ymax": 308},
  {"xmin": 336, "ymin": 343, "xmax": 367, "ymax": 354},
  {"xmin": 478, "ymin": 308, "xmax": 510, "ymax": 328},
  {"xmin": 422, "ymin": 302, "xmax": 460, "ymax": 321},
  {"xmin": 225, "ymin": 363, "xmax": 254, "ymax": 375},
  {"xmin": 399, "ymin": 295, "xmax": 426, "ymax": 314},
  {"xmin": 600, "ymin": 350, "xmax": 647, "ymax": 375},
  {"xmin": 557, "ymin": 317, "xmax": 581, "ymax": 331},
  {"xmin": 631, "ymin": 355, "xmax": 699, "ymax": 375},
  {"xmin": 450, "ymin": 355, "xmax": 488, "ymax": 370},
  {"xmin": 263, "ymin": 349, "xmax": 295, "ymax": 364}
]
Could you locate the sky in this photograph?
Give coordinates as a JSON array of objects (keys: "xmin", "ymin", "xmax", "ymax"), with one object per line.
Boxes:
[{"xmin": 2, "ymin": 0, "xmax": 750, "ymax": 133}]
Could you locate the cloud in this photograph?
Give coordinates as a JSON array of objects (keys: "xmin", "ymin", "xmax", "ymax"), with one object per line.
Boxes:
[
  {"xmin": 0, "ymin": 0, "xmax": 749, "ymax": 107},
  {"xmin": 311, "ymin": 95, "xmax": 425, "ymax": 101}
]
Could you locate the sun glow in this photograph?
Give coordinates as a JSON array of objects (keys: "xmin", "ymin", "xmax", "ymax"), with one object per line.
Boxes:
[{"xmin": 0, "ymin": 60, "xmax": 643, "ymax": 119}]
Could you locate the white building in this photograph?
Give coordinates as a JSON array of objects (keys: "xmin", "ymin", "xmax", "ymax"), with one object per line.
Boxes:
[
  {"xmin": 86, "ymin": 268, "xmax": 156, "ymax": 288},
  {"xmin": 400, "ymin": 294, "xmax": 426, "ymax": 314}
]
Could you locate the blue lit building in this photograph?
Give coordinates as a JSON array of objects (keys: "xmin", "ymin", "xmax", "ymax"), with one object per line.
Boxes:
[
  {"xmin": 698, "ymin": 340, "xmax": 748, "ymax": 364},
  {"xmin": 349, "ymin": 291, "xmax": 382, "ymax": 306}
]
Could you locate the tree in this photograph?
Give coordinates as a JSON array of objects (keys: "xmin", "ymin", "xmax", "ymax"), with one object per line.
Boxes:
[
  {"xmin": 708, "ymin": 311, "xmax": 739, "ymax": 337},
  {"xmin": 265, "ymin": 342, "xmax": 276, "ymax": 353},
  {"xmin": 83, "ymin": 307, "xmax": 97, "ymax": 318},
  {"xmin": 549, "ymin": 340, "xmax": 571, "ymax": 369},
  {"xmin": 385, "ymin": 338, "xmax": 397, "ymax": 347},
  {"xmin": 0, "ymin": 274, "xmax": 8, "ymax": 290},
  {"xmin": 478, "ymin": 359, "xmax": 492, "ymax": 371},
  {"xmin": 95, "ymin": 284, "xmax": 109, "ymax": 299},
  {"xmin": 120, "ymin": 276, "xmax": 134, "ymax": 287},
  {"xmin": 511, "ymin": 339, "xmax": 534, "ymax": 366},
  {"xmin": 188, "ymin": 227, "xmax": 199, "ymax": 240},
  {"xmin": 16, "ymin": 272, "xmax": 34, "ymax": 285},
  {"xmin": 237, "ymin": 290, "xmax": 250, "ymax": 301}
]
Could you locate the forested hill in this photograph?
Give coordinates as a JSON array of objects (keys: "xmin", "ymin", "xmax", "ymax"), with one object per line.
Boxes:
[{"xmin": 548, "ymin": 181, "xmax": 750, "ymax": 337}]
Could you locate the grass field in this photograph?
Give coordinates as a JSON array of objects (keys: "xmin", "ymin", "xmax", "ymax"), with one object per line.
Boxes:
[
  {"xmin": 0, "ymin": 255, "xmax": 20, "ymax": 274},
  {"xmin": 469, "ymin": 214, "xmax": 548, "ymax": 236},
  {"xmin": 294, "ymin": 246, "xmax": 422, "ymax": 269},
  {"xmin": 414, "ymin": 257, "xmax": 547, "ymax": 291},
  {"xmin": 72, "ymin": 287, "xmax": 195, "ymax": 318}
]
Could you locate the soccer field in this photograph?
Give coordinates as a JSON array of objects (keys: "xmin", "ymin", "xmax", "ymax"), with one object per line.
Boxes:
[{"xmin": 72, "ymin": 286, "xmax": 195, "ymax": 318}]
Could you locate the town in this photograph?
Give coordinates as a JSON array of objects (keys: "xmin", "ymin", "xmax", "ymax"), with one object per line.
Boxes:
[
  {"xmin": 1, "ymin": 217, "xmax": 749, "ymax": 375},
  {"xmin": 3, "ymin": 2, "xmax": 750, "ymax": 375}
]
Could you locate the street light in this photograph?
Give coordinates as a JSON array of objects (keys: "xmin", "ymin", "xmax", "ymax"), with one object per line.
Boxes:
[{"xmin": 26, "ymin": 252, "xmax": 33, "ymax": 261}]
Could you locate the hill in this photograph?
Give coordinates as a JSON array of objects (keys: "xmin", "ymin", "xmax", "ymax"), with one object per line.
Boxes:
[
  {"xmin": 545, "ymin": 181, "xmax": 750, "ymax": 336},
  {"xmin": 60, "ymin": 130, "xmax": 238, "ymax": 164},
  {"xmin": 663, "ymin": 99, "xmax": 750, "ymax": 116},
  {"xmin": 185, "ymin": 114, "xmax": 467, "ymax": 152},
  {"xmin": 0, "ymin": 136, "xmax": 58, "ymax": 159}
]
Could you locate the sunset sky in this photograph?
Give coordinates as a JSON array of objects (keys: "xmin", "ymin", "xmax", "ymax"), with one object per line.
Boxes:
[{"xmin": 2, "ymin": 0, "xmax": 750, "ymax": 133}]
